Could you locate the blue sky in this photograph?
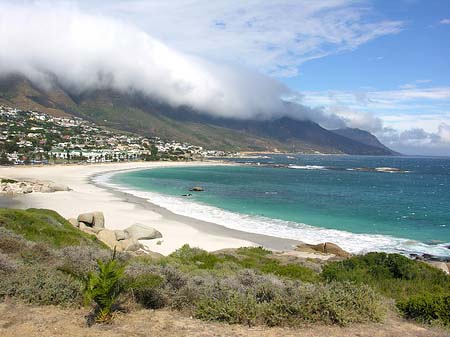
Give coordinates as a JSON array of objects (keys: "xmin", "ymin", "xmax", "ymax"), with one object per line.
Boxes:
[{"xmin": 1, "ymin": 0, "xmax": 449, "ymax": 155}]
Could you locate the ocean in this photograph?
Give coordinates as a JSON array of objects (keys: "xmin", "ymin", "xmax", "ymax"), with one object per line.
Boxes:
[{"xmin": 105, "ymin": 155, "xmax": 450, "ymax": 258}]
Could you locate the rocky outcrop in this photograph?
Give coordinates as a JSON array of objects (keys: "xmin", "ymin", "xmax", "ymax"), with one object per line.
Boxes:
[
  {"xmin": 125, "ymin": 223, "xmax": 162, "ymax": 240},
  {"xmin": 427, "ymin": 261, "xmax": 450, "ymax": 274},
  {"xmin": 77, "ymin": 212, "xmax": 105, "ymax": 228},
  {"xmin": 69, "ymin": 212, "xmax": 161, "ymax": 253},
  {"xmin": 189, "ymin": 186, "xmax": 204, "ymax": 192},
  {"xmin": 0, "ymin": 178, "xmax": 71, "ymax": 195},
  {"xmin": 296, "ymin": 242, "xmax": 351, "ymax": 258}
]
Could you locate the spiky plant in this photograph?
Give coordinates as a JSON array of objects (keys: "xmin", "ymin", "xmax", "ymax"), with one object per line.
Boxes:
[{"xmin": 83, "ymin": 250, "xmax": 124, "ymax": 322}]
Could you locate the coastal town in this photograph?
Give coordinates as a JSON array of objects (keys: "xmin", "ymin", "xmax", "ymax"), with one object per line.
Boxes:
[{"xmin": 0, "ymin": 105, "xmax": 234, "ymax": 165}]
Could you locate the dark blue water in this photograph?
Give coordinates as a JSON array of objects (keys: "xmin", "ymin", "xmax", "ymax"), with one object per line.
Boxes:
[{"xmin": 110, "ymin": 155, "xmax": 450, "ymax": 256}]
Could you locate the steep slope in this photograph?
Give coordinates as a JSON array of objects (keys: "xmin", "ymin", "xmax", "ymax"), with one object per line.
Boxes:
[
  {"xmin": 0, "ymin": 74, "xmax": 395, "ymax": 154},
  {"xmin": 332, "ymin": 128, "xmax": 398, "ymax": 155}
]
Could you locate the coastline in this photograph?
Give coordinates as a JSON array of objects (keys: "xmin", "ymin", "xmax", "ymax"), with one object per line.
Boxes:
[{"xmin": 0, "ymin": 161, "xmax": 301, "ymax": 255}]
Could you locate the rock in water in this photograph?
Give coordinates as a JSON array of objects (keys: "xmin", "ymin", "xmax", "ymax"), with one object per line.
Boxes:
[
  {"xmin": 77, "ymin": 212, "xmax": 94, "ymax": 226},
  {"xmin": 189, "ymin": 186, "xmax": 204, "ymax": 192},
  {"xmin": 125, "ymin": 223, "xmax": 162, "ymax": 240},
  {"xmin": 92, "ymin": 211, "xmax": 105, "ymax": 228}
]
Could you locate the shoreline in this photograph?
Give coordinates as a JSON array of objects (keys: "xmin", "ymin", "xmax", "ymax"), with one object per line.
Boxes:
[{"xmin": 0, "ymin": 161, "xmax": 301, "ymax": 255}]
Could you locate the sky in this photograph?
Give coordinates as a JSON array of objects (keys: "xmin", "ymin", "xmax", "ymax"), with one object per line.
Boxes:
[{"xmin": 0, "ymin": 0, "xmax": 449, "ymax": 155}]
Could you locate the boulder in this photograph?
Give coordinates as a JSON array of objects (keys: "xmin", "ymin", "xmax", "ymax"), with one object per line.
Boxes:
[
  {"xmin": 314, "ymin": 242, "xmax": 351, "ymax": 258},
  {"xmin": 114, "ymin": 230, "xmax": 129, "ymax": 241},
  {"xmin": 48, "ymin": 183, "xmax": 71, "ymax": 192},
  {"xmin": 297, "ymin": 242, "xmax": 351, "ymax": 258},
  {"xmin": 125, "ymin": 223, "xmax": 162, "ymax": 240},
  {"xmin": 67, "ymin": 218, "xmax": 79, "ymax": 227},
  {"xmin": 295, "ymin": 244, "xmax": 320, "ymax": 254},
  {"xmin": 77, "ymin": 212, "xmax": 94, "ymax": 226},
  {"xmin": 92, "ymin": 212, "xmax": 105, "ymax": 228},
  {"xmin": 120, "ymin": 238, "xmax": 143, "ymax": 252},
  {"xmin": 90, "ymin": 227, "xmax": 104, "ymax": 234},
  {"xmin": 427, "ymin": 261, "xmax": 449, "ymax": 274},
  {"xmin": 189, "ymin": 186, "xmax": 204, "ymax": 192},
  {"xmin": 97, "ymin": 229, "xmax": 120, "ymax": 250},
  {"xmin": 79, "ymin": 222, "xmax": 95, "ymax": 234}
]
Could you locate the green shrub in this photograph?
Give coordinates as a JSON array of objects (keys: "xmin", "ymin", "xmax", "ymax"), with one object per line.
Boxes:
[
  {"xmin": 124, "ymin": 273, "xmax": 166, "ymax": 309},
  {"xmin": 322, "ymin": 252, "xmax": 450, "ymax": 300},
  {"xmin": 0, "ymin": 208, "xmax": 107, "ymax": 249},
  {"xmin": 168, "ymin": 244, "xmax": 220, "ymax": 269},
  {"xmin": 168, "ymin": 245, "xmax": 319, "ymax": 282},
  {"xmin": 398, "ymin": 294, "xmax": 450, "ymax": 326},
  {"xmin": 322, "ymin": 252, "xmax": 450, "ymax": 326},
  {"xmin": 192, "ymin": 279, "xmax": 385, "ymax": 327},
  {"xmin": 83, "ymin": 255, "xmax": 125, "ymax": 322}
]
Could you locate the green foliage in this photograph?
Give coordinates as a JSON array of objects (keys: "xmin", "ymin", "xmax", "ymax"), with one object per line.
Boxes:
[
  {"xmin": 321, "ymin": 252, "xmax": 450, "ymax": 326},
  {"xmin": 322, "ymin": 252, "xmax": 450, "ymax": 299},
  {"xmin": 0, "ymin": 208, "xmax": 107, "ymax": 249},
  {"xmin": 168, "ymin": 245, "xmax": 319, "ymax": 282},
  {"xmin": 83, "ymin": 255, "xmax": 125, "ymax": 322},
  {"xmin": 190, "ymin": 277, "xmax": 385, "ymax": 327},
  {"xmin": 124, "ymin": 273, "xmax": 165, "ymax": 309},
  {"xmin": 398, "ymin": 294, "xmax": 450, "ymax": 326},
  {"xmin": 168, "ymin": 244, "xmax": 221, "ymax": 270}
]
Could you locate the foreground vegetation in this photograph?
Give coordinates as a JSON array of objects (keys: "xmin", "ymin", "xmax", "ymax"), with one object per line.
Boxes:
[{"xmin": 0, "ymin": 208, "xmax": 449, "ymax": 328}]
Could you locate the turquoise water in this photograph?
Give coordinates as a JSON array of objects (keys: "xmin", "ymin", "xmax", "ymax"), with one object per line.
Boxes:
[{"xmin": 109, "ymin": 155, "xmax": 450, "ymax": 256}]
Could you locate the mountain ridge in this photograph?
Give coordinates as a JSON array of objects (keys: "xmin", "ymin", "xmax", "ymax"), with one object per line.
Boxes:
[{"xmin": 0, "ymin": 74, "xmax": 396, "ymax": 155}]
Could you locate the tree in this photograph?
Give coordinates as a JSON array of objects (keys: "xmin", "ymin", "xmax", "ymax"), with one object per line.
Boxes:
[
  {"xmin": 0, "ymin": 152, "xmax": 10, "ymax": 165},
  {"xmin": 150, "ymin": 145, "xmax": 159, "ymax": 161}
]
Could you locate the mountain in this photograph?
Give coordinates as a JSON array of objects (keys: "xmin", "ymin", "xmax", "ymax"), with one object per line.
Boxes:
[
  {"xmin": 332, "ymin": 128, "xmax": 398, "ymax": 154},
  {"xmin": 0, "ymin": 74, "xmax": 396, "ymax": 155}
]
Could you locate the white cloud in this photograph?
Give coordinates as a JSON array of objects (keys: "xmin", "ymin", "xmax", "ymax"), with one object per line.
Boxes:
[
  {"xmin": 440, "ymin": 18, "xmax": 450, "ymax": 25},
  {"xmin": 302, "ymin": 87, "xmax": 450, "ymax": 155},
  {"xmin": 0, "ymin": 2, "xmax": 292, "ymax": 120},
  {"xmin": 75, "ymin": 0, "xmax": 403, "ymax": 77}
]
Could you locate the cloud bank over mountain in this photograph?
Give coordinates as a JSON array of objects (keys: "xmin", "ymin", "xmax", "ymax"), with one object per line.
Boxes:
[{"xmin": 0, "ymin": 1, "xmax": 447, "ymax": 155}]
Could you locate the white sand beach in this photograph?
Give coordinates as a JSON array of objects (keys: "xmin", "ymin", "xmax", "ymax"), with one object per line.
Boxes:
[{"xmin": 0, "ymin": 162, "xmax": 301, "ymax": 255}]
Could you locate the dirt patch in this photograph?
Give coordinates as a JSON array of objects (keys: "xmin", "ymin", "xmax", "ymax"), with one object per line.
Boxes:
[{"xmin": 0, "ymin": 301, "xmax": 448, "ymax": 337}]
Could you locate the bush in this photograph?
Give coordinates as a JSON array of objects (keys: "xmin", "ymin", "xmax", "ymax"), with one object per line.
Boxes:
[
  {"xmin": 124, "ymin": 273, "xmax": 165, "ymax": 309},
  {"xmin": 398, "ymin": 294, "xmax": 450, "ymax": 326},
  {"xmin": 57, "ymin": 246, "xmax": 111, "ymax": 278},
  {"xmin": 0, "ymin": 265, "xmax": 83, "ymax": 305},
  {"xmin": 192, "ymin": 278, "xmax": 385, "ymax": 327},
  {"xmin": 322, "ymin": 252, "xmax": 450, "ymax": 300},
  {"xmin": 321, "ymin": 252, "xmax": 450, "ymax": 326},
  {"xmin": 168, "ymin": 245, "xmax": 319, "ymax": 282},
  {"xmin": 0, "ymin": 252, "xmax": 19, "ymax": 273}
]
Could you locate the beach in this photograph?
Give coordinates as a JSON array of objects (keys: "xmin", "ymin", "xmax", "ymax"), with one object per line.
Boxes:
[{"xmin": 0, "ymin": 161, "xmax": 301, "ymax": 255}]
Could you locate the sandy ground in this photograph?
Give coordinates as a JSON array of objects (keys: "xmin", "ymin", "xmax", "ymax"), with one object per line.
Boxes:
[
  {"xmin": 0, "ymin": 161, "xmax": 259, "ymax": 255},
  {"xmin": 0, "ymin": 161, "xmax": 306, "ymax": 255},
  {"xmin": 0, "ymin": 301, "xmax": 448, "ymax": 337}
]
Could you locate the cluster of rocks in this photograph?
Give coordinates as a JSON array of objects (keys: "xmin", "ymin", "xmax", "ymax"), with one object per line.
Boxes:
[
  {"xmin": 68, "ymin": 211, "xmax": 162, "ymax": 253},
  {"xmin": 295, "ymin": 242, "xmax": 352, "ymax": 258},
  {"xmin": 0, "ymin": 178, "xmax": 71, "ymax": 195}
]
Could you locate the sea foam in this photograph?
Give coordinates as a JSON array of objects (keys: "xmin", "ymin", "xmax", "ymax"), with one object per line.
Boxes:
[{"xmin": 94, "ymin": 171, "xmax": 450, "ymax": 258}]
